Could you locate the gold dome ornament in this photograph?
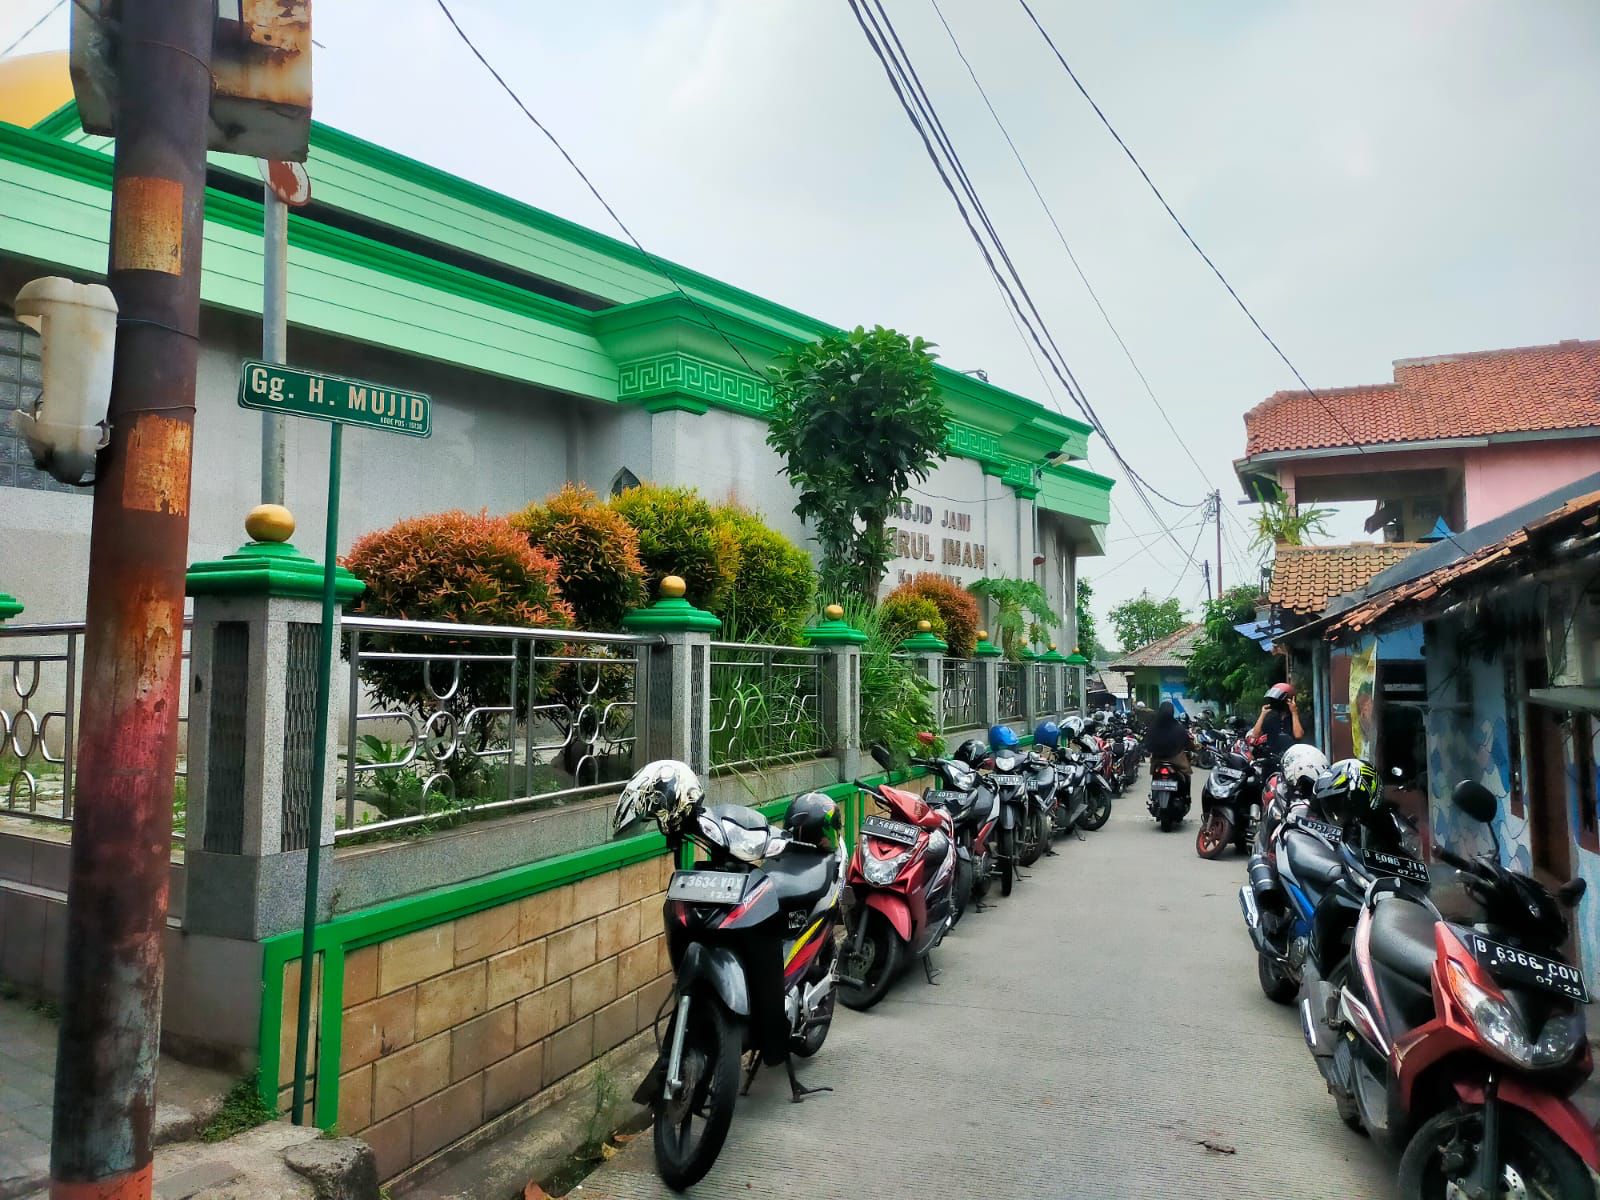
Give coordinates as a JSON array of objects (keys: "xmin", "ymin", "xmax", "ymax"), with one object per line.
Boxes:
[
  {"xmin": 245, "ymin": 503, "xmax": 296, "ymax": 543},
  {"xmin": 825, "ymin": 603, "xmax": 844, "ymax": 620},
  {"xmin": 1049, "ymin": 643, "xmax": 1057, "ymax": 651},
  {"xmin": 917, "ymin": 619, "xmax": 933, "ymax": 632},
  {"xmin": 977, "ymin": 630, "xmax": 989, "ymax": 641},
  {"xmin": 659, "ymin": 575, "xmax": 688, "ymax": 599}
]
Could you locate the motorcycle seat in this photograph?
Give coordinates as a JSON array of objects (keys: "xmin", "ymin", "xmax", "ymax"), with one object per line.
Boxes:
[
  {"xmin": 711, "ymin": 803, "xmax": 770, "ymax": 832},
  {"xmin": 1368, "ymin": 898, "xmax": 1438, "ymax": 985},
  {"xmin": 765, "ymin": 845, "xmax": 838, "ymax": 910},
  {"xmin": 1283, "ymin": 831, "xmax": 1342, "ymax": 890}
]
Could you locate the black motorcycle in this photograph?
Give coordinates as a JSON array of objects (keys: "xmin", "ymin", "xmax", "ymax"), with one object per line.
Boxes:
[
  {"xmin": 910, "ymin": 740, "xmax": 1001, "ymax": 921},
  {"xmin": 614, "ymin": 761, "xmax": 847, "ymax": 1190},
  {"xmin": 1146, "ymin": 759, "xmax": 1191, "ymax": 830},
  {"xmin": 1195, "ymin": 750, "xmax": 1274, "ymax": 859},
  {"xmin": 986, "ymin": 746, "xmax": 1032, "ymax": 894}
]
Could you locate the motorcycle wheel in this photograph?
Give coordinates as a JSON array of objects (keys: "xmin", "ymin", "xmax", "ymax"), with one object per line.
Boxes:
[
  {"xmin": 1398, "ymin": 1107, "xmax": 1591, "ymax": 1200},
  {"xmin": 653, "ymin": 995, "xmax": 742, "ymax": 1192},
  {"xmin": 791, "ymin": 983, "xmax": 835, "ymax": 1058},
  {"xmin": 1018, "ymin": 811, "xmax": 1043, "ymax": 867},
  {"xmin": 950, "ymin": 854, "xmax": 972, "ymax": 929},
  {"xmin": 1256, "ymin": 952, "xmax": 1297, "ymax": 1005},
  {"xmin": 1195, "ymin": 810, "xmax": 1232, "ymax": 859},
  {"xmin": 998, "ymin": 827, "xmax": 1016, "ymax": 896},
  {"xmin": 971, "ymin": 850, "xmax": 993, "ymax": 900},
  {"xmin": 1079, "ymin": 793, "xmax": 1112, "ymax": 832},
  {"xmin": 1158, "ymin": 814, "xmax": 1177, "ymax": 832},
  {"xmin": 1035, "ymin": 809, "xmax": 1053, "ymax": 861},
  {"xmin": 838, "ymin": 910, "xmax": 903, "ymax": 1011}
]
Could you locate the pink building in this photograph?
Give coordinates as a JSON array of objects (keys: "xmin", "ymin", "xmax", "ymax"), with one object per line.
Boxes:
[{"xmin": 1235, "ymin": 340, "xmax": 1600, "ymax": 540}]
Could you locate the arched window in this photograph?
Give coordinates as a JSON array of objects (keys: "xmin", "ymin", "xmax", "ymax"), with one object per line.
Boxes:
[
  {"xmin": 610, "ymin": 468, "xmax": 640, "ymax": 497},
  {"xmin": 0, "ymin": 312, "xmax": 72, "ymax": 493}
]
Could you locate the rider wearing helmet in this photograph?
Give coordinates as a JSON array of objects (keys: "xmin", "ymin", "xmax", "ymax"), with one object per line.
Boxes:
[
  {"xmin": 1144, "ymin": 699, "xmax": 1193, "ymax": 786},
  {"xmin": 1251, "ymin": 682, "xmax": 1305, "ymax": 756}
]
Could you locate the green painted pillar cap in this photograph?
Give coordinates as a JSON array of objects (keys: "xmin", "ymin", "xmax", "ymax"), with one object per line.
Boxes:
[
  {"xmin": 622, "ymin": 574, "xmax": 722, "ymax": 633},
  {"xmin": 186, "ymin": 505, "xmax": 366, "ymax": 602},
  {"xmin": 973, "ymin": 628, "xmax": 1003, "ymax": 658},
  {"xmin": 803, "ymin": 603, "xmax": 866, "ymax": 646},
  {"xmin": 0, "ymin": 591, "xmax": 23, "ymax": 623},
  {"xmin": 900, "ymin": 620, "xmax": 949, "ymax": 654}
]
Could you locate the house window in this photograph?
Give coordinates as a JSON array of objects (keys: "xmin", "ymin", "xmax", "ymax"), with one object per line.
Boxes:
[{"xmin": 0, "ymin": 313, "xmax": 76, "ymax": 494}]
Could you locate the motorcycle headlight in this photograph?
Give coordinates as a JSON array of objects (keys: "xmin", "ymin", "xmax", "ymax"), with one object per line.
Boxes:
[
  {"xmin": 722, "ymin": 821, "xmax": 771, "ymax": 865},
  {"xmin": 1447, "ymin": 961, "xmax": 1586, "ymax": 1068},
  {"xmin": 862, "ymin": 850, "xmax": 908, "ymax": 885}
]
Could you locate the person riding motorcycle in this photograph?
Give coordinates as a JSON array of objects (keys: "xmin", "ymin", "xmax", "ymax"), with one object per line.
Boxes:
[
  {"xmin": 1250, "ymin": 682, "xmax": 1305, "ymax": 757},
  {"xmin": 1143, "ymin": 700, "xmax": 1193, "ymax": 787}
]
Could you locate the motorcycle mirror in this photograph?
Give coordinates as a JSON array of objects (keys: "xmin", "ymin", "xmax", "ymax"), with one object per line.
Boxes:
[
  {"xmin": 1451, "ymin": 779, "xmax": 1498, "ymax": 824},
  {"xmin": 870, "ymin": 743, "xmax": 895, "ymax": 771},
  {"xmin": 1559, "ymin": 878, "xmax": 1588, "ymax": 908}
]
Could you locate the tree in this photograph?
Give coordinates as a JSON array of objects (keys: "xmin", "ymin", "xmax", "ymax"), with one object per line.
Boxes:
[
  {"xmin": 1251, "ymin": 494, "xmax": 1334, "ymax": 550},
  {"xmin": 1108, "ymin": 591, "xmax": 1187, "ymax": 654},
  {"xmin": 713, "ymin": 503, "xmax": 817, "ymax": 644},
  {"xmin": 1075, "ymin": 577, "xmax": 1101, "ymax": 660},
  {"xmin": 968, "ymin": 577, "xmax": 1059, "ymax": 659},
  {"xmin": 610, "ymin": 484, "xmax": 741, "ymax": 613},
  {"xmin": 510, "ymin": 483, "xmax": 645, "ymax": 631},
  {"xmin": 767, "ymin": 326, "xmax": 947, "ymax": 602},
  {"xmin": 1186, "ymin": 585, "xmax": 1281, "ymax": 715}
]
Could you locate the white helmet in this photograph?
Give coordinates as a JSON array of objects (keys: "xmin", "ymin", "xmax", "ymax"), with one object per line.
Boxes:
[{"xmin": 1281, "ymin": 744, "xmax": 1330, "ymax": 796}]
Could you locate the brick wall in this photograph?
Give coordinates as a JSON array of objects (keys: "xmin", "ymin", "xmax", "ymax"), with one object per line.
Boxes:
[{"xmin": 326, "ymin": 855, "xmax": 674, "ymax": 1179}]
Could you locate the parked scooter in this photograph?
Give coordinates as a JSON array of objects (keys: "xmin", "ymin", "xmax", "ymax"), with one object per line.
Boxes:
[
  {"xmin": 984, "ymin": 724, "xmax": 1035, "ymax": 888},
  {"xmin": 1034, "ymin": 719, "xmax": 1091, "ymax": 837},
  {"xmin": 614, "ymin": 761, "xmax": 847, "ymax": 1190},
  {"xmin": 1147, "ymin": 759, "xmax": 1191, "ymax": 830},
  {"xmin": 1196, "ymin": 743, "xmax": 1311, "ymax": 860},
  {"xmin": 838, "ymin": 746, "xmax": 958, "ymax": 1010},
  {"xmin": 911, "ymin": 734, "xmax": 1001, "ymax": 921},
  {"xmin": 1302, "ymin": 780, "xmax": 1596, "ymax": 1197}
]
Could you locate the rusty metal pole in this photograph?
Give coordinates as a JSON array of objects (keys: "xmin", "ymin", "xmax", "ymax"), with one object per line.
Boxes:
[{"xmin": 50, "ymin": 4, "xmax": 214, "ymax": 1199}]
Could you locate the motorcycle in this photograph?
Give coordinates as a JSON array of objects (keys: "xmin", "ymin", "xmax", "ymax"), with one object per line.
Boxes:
[
  {"xmin": 910, "ymin": 734, "xmax": 1001, "ymax": 921},
  {"xmin": 986, "ymin": 743, "xmax": 1035, "ymax": 888},
  {"xmin": 614, "ymin": 761, "xmax": 846, "ymax": 1190},
  {"xmin": 1302, "ymin": 781, "xmax": 1596, "ymax": 1197},
  {"xmin": 838, "ymin": 746, "xmax": 958, "ymax": 1010},
  {"xmin": 1195, "ymin": 748, "xmax": 1277, "ymax": 860},
  {"xmin": 1147, "ymin": 759, "xmax": 1191, "ymax": 830},
  {"xmin": 1021, "ymin": 747, "xmax": 1059, "ymax": 863}
]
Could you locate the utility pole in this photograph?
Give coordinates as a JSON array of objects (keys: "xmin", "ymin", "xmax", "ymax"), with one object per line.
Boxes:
[
  {"xmin": 260, "ymin": 182, "xmax": 287, "ymax": 504},
  {"xmin": 1213, "ymin": 490, "xmax": 1224, "ymax": 596},
  {"xmin": 51, "ymin": 4, "xmax": 213, "ymax": 1198},
  {"xmin": 1202, "ymin": 558, "xmax": 1212, "ymax": 602}
]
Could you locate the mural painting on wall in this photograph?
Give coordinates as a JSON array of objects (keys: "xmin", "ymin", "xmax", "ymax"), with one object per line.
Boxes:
[
  {"xmin": 1329, "ymin": 647, "xmax": 1354, "ymax": 761},
  {"xmin": 885, "ymin": 499, "xmax": 989, "ymax": 588},
  {"xmin": 1424, "ymin": 704, "xmax": 1531, "ymax": 875},
  {"xmin": 1349, "ymin": 640, "xmax": 1378, "ymax": 761}
]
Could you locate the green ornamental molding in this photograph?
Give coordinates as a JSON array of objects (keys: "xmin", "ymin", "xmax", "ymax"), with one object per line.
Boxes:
[
  {"xmin": 945, "ymin": 419, "xmax": 1003, "ymax": 465},
  {"xmin": 803, "ymin": 605, "xmax": 867, "ymax": 646},
  {"xmin": 974, "ymin": 633, "xmax": 1003, "ymax": 658},
  {"xmin": 1019, "ymin": 646, "xmax": 1038, "ymax": 661},
  {"xmin": 1063, "ymin": 650, "xmax": 1091, "ymax": 667},
  {"xmin": 0, "ymin": 592, "xmax": 22, "ymax": 623},
  {"xmin": 900, "ymin": 629, "xmax": 950, "ymax": 654},
  {"xmin": 617, "ymin": 351, "xmax": 774, "ymax": 420},
  {"xmin": 1038, "ymin": 646, "xmax": 1069, "ymax": 664},
  {"xmin": 622, "ymin": 576, "xmax": 722, "ymax": 633},
  {"xmin": 186, "ymin": 541, "xmax": 366, "ymax": 603}
]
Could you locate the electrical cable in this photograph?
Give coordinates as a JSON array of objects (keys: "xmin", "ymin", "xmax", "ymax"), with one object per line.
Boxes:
[
  {"xmin": 1016, "ymin": 0, "xmax": 1470, "ymax": 558},
  {"xmin": 1, "ymin": 0, "xmax": 63, "ymax": 59},
  {"xmin": 1160, "ymin": 510, "xmax": 1210, "ymax": 600}
]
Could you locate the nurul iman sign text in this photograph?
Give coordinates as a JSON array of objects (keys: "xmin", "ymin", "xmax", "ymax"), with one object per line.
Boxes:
[{"xmin": 238, "ymin": 360, "xmax": 432, "ymax": 438}]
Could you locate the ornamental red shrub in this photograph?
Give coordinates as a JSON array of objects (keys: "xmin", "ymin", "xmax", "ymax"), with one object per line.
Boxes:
[{"xmin": 885, "ymin": 573, "xmax": 980, "ymax": 657}]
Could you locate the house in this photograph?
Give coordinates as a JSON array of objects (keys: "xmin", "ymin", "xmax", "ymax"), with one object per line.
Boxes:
[
  {"xmin": 0, "ymin": 54, "xmax": 1113, "ymax": 645},
  {"xmin": 1109, "ymin": 623, "xmax": 1209, "ymax": 715},
  {"xmin": 1285, "ymin": 474, "xmax": 1600, "ymax": 993},
  {"xmin": 1236, "ymin": 339, "xmax": 1600, "ymax": 542}
]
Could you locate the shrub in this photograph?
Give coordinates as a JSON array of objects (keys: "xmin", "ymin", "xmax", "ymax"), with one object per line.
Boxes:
[
  {"xmin": 611, "ymin": 484, "xmax": 741, "ymax": 614},
  {"xmin": 344, "ymin": 510, "xmax": 573, "ymax": 751},
  {"xmin": 886, "ymin": 573, "xmax": 979, "ymax": 657},
  {"xmin": 843, "ymin": 596, "xmax": 942, "ymax": 763},
  {"xmin": 878, "ymin": 594, "xmax": 945, "ymax": 648},
  {"xmin": 714, "ymin": 504, "xmax": 816, "ymax": 644},
  {"xmin": 510, "ymin": 484, "xmax": 646, "ymax": 631}
]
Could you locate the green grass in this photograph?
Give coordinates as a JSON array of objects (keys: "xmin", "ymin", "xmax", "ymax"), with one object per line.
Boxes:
[{"xmin": 199, "ymin": 1075, "xmax": 277, "ymax": 1143}]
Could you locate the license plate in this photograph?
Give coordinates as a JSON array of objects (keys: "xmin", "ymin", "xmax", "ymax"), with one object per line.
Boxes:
[
  {"xmin": 666, "ymin": 870, "xmax": 746, "ymax": 905},
  {"xmin": 1295, "ymin": 817, "xmax": 1343, "ymax": 845},
  {"xmin": 861, "ymin": 814, "xmax": 919, "ymax": 846},
  {"xmin": 990, "ymin": 774, "xmax": 1023, "ymax": 788},
  {"xmin": 1152, "ymin": 780, "xmax": 1179, "ymax": 791},
  {"xmin": 1362, "ymin": 848, "xmax": 1429, "ymax": 885},
  {"xmin": 1463, "ymin": 929, "xmax": 1589, "ymax": 1002},
  {"xmin": 924, "ymin": 790, "xmax": 964, "ymax": 807}
]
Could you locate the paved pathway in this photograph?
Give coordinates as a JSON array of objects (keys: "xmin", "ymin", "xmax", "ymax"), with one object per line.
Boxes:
[{"xmin": 579, "ymin": 772, "xmax": 1396, "ymax": 1199}]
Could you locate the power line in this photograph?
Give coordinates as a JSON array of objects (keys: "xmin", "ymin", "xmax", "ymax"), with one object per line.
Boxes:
[
  {"xmin": 845, "ymin": 0, "xmax": 1199, "ymax": 572},
  {"xmin": 1, "ymin": 0, "xmax": 63, "ymax": 59},
  {"xmin": 1161, "ymin": 509, "xmax": 1210, "ymax": 600}
]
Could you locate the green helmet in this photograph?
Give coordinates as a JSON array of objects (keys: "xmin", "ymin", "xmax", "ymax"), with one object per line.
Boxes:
[{"xmin": 1313, "ymin": 758, "xmax": 1380, "ymax": 825}]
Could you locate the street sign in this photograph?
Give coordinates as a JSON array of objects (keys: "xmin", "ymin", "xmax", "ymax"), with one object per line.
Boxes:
[
  {"xmin": 237, "ymin": 360, "xmax": 432, "ymax": 438},
  {"xmin": 258, "ymin": 159, "xmax": 312, "ymax": 207}
]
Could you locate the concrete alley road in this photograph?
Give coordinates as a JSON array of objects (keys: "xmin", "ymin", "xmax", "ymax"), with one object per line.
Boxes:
[{"xmin": 580, "ymin": 777, "xmax": 1396, "ymax": 1200}]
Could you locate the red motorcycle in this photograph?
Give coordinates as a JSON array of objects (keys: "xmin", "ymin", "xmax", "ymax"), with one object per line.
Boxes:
[
  {"xmin": 838, "ymin": 747, "xmax": 957, "ymax": 1011},
  {"xmin": 1303, "ymin": 780, "xmax": 1596, "ymax": 1197}
]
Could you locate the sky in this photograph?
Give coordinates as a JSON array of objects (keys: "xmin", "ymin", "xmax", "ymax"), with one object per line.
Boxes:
[{"xmin": 5, "ymin": 0, "xmax": 1599, "ymax": 631}]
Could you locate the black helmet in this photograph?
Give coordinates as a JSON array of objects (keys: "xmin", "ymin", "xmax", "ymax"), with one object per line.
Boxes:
[
  {"xmin": 953, "ymin": 737, "xmax": 988, "ymax": 767},
  {"xmin": 783, "ymin": 791, "xmax": 842, "ymax": 853},
  {"xmin": 1312, "ymin": 758, "xmax": 1380, "ymax": 826}
]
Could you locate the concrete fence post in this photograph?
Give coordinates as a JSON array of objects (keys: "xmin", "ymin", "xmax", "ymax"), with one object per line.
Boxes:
[
  {"xmin": 1039, "ymin": 643, "xmax": 1069, "ymax": 723},
  {"xmin": 803, "ymin": 603, "xmax": 867, "ymax": 780},
  {"xmin": 184, "ymin": 505, "xmax": 364, "ymax": 941},
  {"xmin": 974, "ymin": 630, "xmax": 1002, "ymax": 728},
  {"xmin": 899, "ymin": 621, "xmax": 948, "ymax": 740},
  {"xmin": 623, "ymin": 575, "xmax": 720, "ymax": 777},
  {"xmin": 1020, "ymin": 648, "xmax": 1041, "ymax": 731}
]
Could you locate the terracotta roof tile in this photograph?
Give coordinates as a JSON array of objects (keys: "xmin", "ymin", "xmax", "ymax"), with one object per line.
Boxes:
[
  {"xmin": 1268, "ymin": 542, "xmax": 1425, "ymax": 616},
  {"xmin": 1109, "ymin": 622, "xmax": 1204, "ymax": 671},
  {"xmin": 1243, "ymin": 340, "xmax": 1600, "ymax": 456}
]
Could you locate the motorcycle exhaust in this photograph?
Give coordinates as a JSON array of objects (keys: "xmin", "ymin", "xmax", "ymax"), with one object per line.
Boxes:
[
  {"xmin": 1237, "ymin": 885, "xmax": 1283, "ymax": 961},
  {"xmin": 1246, "ymin": 853, "xmax": 1279, "ymax": 899}
]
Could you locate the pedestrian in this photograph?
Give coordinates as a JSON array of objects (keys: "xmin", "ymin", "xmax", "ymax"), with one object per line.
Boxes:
[
  {"xmin": 1145, "ymin": 699, "xmax": 1193, "ymax": 787},
  {"xmin": 1251, "ymin": 682, "xmax": 1306, "ymax": 756}
]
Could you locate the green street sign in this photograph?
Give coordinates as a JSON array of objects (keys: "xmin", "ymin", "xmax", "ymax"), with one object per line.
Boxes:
[{"xmin": 237, "ymin": 360, "xmax": 432, "ymax": 438}]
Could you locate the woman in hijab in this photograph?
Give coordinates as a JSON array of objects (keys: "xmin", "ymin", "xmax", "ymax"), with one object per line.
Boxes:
[{"xmin": 1145, "ymin": 700, "xmax": 1192, "ymax": 785}]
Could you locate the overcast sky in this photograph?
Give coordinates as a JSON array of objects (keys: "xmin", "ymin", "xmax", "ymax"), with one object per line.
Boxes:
[{"xmin": 7, "ymin": 0, "xmax": 1599, "ymax": 629}]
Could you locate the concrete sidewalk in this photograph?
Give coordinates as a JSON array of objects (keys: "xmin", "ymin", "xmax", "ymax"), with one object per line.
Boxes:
[{"xmin": 574, "ymin": 779, "xmax": 1396, "ymax": 1199}]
